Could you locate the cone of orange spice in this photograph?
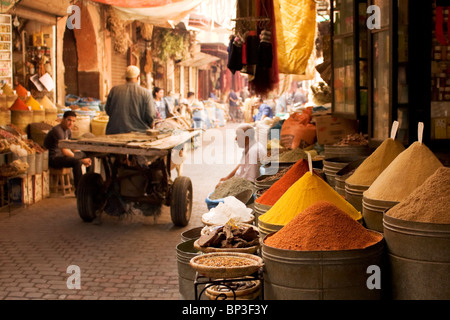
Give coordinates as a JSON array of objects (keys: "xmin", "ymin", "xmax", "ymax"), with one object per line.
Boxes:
[
  {"xmin": 264, "ymin": 201, "xmax": 382, "ymax": 251},
  {"xmin": 256, "ymin": 159, "xmax": 310, "ymax": 206}
]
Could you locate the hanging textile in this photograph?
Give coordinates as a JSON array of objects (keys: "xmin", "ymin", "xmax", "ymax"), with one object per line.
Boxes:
[
  {"xmin": 249, "ymin": 0, "xmax": 279, "ymax": 96},
  {"xmin": 273, "ymin": 0, "xmax": 316, "ymax": 75}
]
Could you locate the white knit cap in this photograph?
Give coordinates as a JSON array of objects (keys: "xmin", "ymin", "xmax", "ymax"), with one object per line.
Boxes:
[{"xmin": 125, "ymin": 65, "xmax": 140, "ymax": 79}]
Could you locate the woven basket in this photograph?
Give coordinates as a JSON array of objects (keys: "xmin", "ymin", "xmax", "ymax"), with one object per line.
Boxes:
[
  {"xmin": 189, "ymin": 252, "xmax": 263, "ymax": 279},
  {"xmin": 205, "ymin": 279, "xmax": 261, "ymax": 300}
]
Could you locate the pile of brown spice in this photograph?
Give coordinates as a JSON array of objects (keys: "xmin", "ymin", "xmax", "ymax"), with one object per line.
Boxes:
[
  {"xmin": 264, "ymin": 201, "xmax": 382, "ymax": 251},
  {"xmin": 259, "ymin": 165, "xmax": 292, "ymax": 182},
  {"xmin": 386, "ymin": 167, "xmax": 450, "ymax": 224}
]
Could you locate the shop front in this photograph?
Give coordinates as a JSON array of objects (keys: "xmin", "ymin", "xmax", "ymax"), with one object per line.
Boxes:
[{"xmin": 330, "ymin": 0, "xmax": 450, "ymax": 164}]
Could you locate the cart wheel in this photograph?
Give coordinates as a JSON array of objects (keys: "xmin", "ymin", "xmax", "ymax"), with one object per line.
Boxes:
[
  {"xmin": 77, "ymin": 172, "xmax": 106, "ymax": 222},
  {"xmin": 170, "ymin": 176, "xmax": 192, "ymax": 227}
]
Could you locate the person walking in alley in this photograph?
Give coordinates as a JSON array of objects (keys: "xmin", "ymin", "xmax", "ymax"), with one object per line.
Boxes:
[
  {"xmin": 153, "ymin": 87, "xmax": 173, "ymax": 120},
  {"xmin": 228, "ymin": 89, "xmax": 240, "ymax": 122},
  {"xmin": 105, "ymin": 65, "xmax": 156, "ymax": 134},
  {"xmin": 44, "ymin": 111, "xmax": 92, "ymax": 195},
  {"xmin": 186, "ymin": 91, "xmax": 209, "ymax": 129}
]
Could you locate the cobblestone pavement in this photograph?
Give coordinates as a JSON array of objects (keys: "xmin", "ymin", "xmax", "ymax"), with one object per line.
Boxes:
[{"xmin": 0, "ymin": 123, "xmax": 240, "ymax": 300}]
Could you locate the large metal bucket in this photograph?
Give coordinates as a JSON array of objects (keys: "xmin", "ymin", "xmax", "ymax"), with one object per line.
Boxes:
[
  {"xmin": 257, "ymin": 218, "xmax": 282, "ymax": 242},
  {"xmin": 253, "ymin": 203, "xmax": 272, "ymax": 228},
  {"xmin": 262, "ymin": 236, "xmax": 385, "ymax": 300},
  {"xmin": 27, "ymin": 153, "xmax": 36, "ymax": 175},
  {"xmin": 383, "ymin": 214, "xmax": 450, "ymax": 300},
  {"xmin": 176, "ymin": 239, "xmax": 205, "ymax": 300},
  {"xmin": 180, "ymin": 226, "xmax": 203, "ymax": 242},
  {"xmin": 254, "ymin": 174, "xmax": 279, "ymax": 190},
  {"xmin": 323, "ymin": 157, "xmax": 365, "ymax": 189},
  {"xmin": 362, "ymin": 196, "xmax": 399, "ymax": 232},
  {"xmin": 324, "ymin": 145, "xmax": 371, "ymax": 159},
  {"xmin": 42, "ymin": 150, "xmax": 49, "ymax": 171},
  {"xmin": 345, "ymin": 182, "xmax": 369, "ymax": 212},
  {"xmin": 35, "ymin": 152, "xmax": 43, "ymax": 174}
]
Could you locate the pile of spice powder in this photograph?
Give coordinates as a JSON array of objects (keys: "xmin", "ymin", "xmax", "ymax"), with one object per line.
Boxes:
[
  {"xmin": 346, "ymin": 138, "xmax": 405, "ymax": 186},
  {"xmin": 210, "ymin": 176, "xmax": 254, "ymax": 200},
  {"xmin": 264, "ymin": 201, "xmax": 383, "ymax": 251},
  {"xmin": 259, "ymin": 165, "xmax": 292, "ymax": 182},
  {"xmin": 10, "ymin": 98, "xmax": 30, "ymax": 111},
  {"xmin": 386, "ymin": 167, "xmax": 450, "ymax": 224},
  {"xmin": 256, "ymin": 159, "xmax": 310, "ymax": 206},
  {"xmin": 259, "ymin": 171, "xmax": 361, "ymax": 226},
  {"xmin": 364, "ymin": 141, "xmax": 443, "ymax": 202}
]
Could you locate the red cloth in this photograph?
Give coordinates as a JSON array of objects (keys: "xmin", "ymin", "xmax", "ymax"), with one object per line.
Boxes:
[{"xmin": 435, "ymin": 6, "xmax": 450, "ymax": 46}]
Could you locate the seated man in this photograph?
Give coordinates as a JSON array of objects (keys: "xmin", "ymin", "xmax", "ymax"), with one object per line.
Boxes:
[
  {"xmin": 217, "ymin": 123, "xmax": 266, "ymax": 185},
  {"xmin": 44, "ymin": 111, "xmax": 92, "ymax": 194}
]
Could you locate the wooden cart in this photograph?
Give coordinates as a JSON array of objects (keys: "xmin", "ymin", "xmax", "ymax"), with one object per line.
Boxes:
[{"xmin": 59, "ymin": 130, "xmax": 200, "ymax": 226}]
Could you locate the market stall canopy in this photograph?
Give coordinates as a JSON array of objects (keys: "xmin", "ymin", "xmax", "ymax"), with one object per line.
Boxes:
[
  {"xmin": 177, "ymin": 51, "xmax": 219, "ymax": 69},
  {"xmin": 91, "ymin": 0, "xmax": 205, "ymax": 28},
  {"xmin": 5, "ymin": 0, "xmax": 72, "ymax": 24}
]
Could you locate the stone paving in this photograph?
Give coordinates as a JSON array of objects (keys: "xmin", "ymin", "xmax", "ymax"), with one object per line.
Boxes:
[{"xmin": 0, "ymin": 123, "xmax": 239, "ymax": 300}]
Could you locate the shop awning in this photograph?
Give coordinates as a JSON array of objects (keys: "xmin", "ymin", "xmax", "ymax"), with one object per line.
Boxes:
[
  {"xmin": 6, "ymin": 0, "xmax": 72, "ymax": 25},
  {"xmin": 177, "ymin": 51, "xmax": 219, "ymax": 69},
  {"xmin": 12, "ymin": 0, "xmax": 72, "ymax": 17},
  {"xmin": 91, "ymin": 0, "xmax": 205, "ymax": 28}
]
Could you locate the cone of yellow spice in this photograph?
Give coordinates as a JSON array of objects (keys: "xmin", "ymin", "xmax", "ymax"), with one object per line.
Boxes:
[{"xmin": 259, "ymin": 171, "xmax": 362, "ymax": 227}]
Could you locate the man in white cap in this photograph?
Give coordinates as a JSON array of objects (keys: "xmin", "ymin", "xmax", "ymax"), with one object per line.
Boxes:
[
  {"xmin": 105, "ymin": 65, "xmax": 156, "ymax": 134},
  {"xmin": 217, "ymin": 123, "xmax": 266, "ymax": 186}
]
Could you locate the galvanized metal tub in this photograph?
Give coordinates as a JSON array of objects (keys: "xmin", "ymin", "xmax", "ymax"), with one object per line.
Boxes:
[
  {"xmin": 383, "ymin": 213, "xmax": 450, "ymax": 300},
  {"xmin": 323, "ymin": 157, "xmax": 365, "ymax": 189},
  {"xmin": 180, "ymin": 226, "xmax": 203, "ymax": 242},
  {"xmin": 253, "ymin": 203, "xmax": 272, "ymax": 228},
  {"xmin": 257, "ymin": 218, "xmax": 282, "ymax": 242},
  {"xmin": 176, "ymin": 239, "xmax": 205, "ymax": 300},
  {"xmin": 345, "ymin": 182, "xmax": 370, "ymax": 212},
  {"xmin": 262, "ymin": 235, "xmax": 385, "ymax": 300},
  {"xmin": 324, "ymin": 145, "xmax": 371, "ymax": 159},
  {"xmin": 362, "ymin": 196, "xmax": 399, "ymax": 232}
]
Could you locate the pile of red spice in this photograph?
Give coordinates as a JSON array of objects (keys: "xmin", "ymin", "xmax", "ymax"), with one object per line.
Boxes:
[
  {"xmin": 14, "ymin": 84, "xmax": 28, "ymax": 98},
  {"xmin": 256, "ymin": 159, "xmax": 309, "ymax": 206},
  {"xmin": 10, "ymin": 98, "xmax": 30, "ymax": 111},
  {"xmin": 264, "ymin": 201, "xmax": 383, "ymax": 251}
]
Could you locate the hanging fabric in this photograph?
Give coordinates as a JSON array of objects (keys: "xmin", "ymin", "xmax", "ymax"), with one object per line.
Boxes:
[
  {"xmin": 435, "ymin": 3, "xmax": 450, "ymax": 46},
  {"xmin": 273, "ymin": 0, "xmax": 316, "ymax": 75},
  {"xmin": 227, "ymin": 36, "xmax": 243, "ymax": 74},
  {"xmin": 250, "ymin": 0, "xmax": 279, "ymax": 96}
]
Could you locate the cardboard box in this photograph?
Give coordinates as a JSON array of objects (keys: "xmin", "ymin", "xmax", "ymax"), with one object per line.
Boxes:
[
  {"xmin": 312, "ymin": 115, "xmax": 358, "ymax": 145},
  {"xmin": 8, "ymin": 177, "xmax": 23, "ymax": 204},
  {"xmin": 25, "ymin": 175, "xmax": 33, "ymax": 205},
  {"xmin": 42, "ymin": 170, "xmax": 49, "ymax": 198},
  {"xmin": 33, "ymin": 174, "xmax": 42, "ymax": 203},
  {"xmin": 7, "ymin": 175, "xmax": 32, "ymax": 205}
]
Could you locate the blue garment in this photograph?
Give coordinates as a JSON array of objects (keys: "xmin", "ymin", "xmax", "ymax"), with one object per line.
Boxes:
[
  {"xmin": 229, "ymin": 91, "xmax": 239, "ymax": 107},
  {"xmin": 254, "ymin": 103, "xmax": 274, "ymax": 121}
]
